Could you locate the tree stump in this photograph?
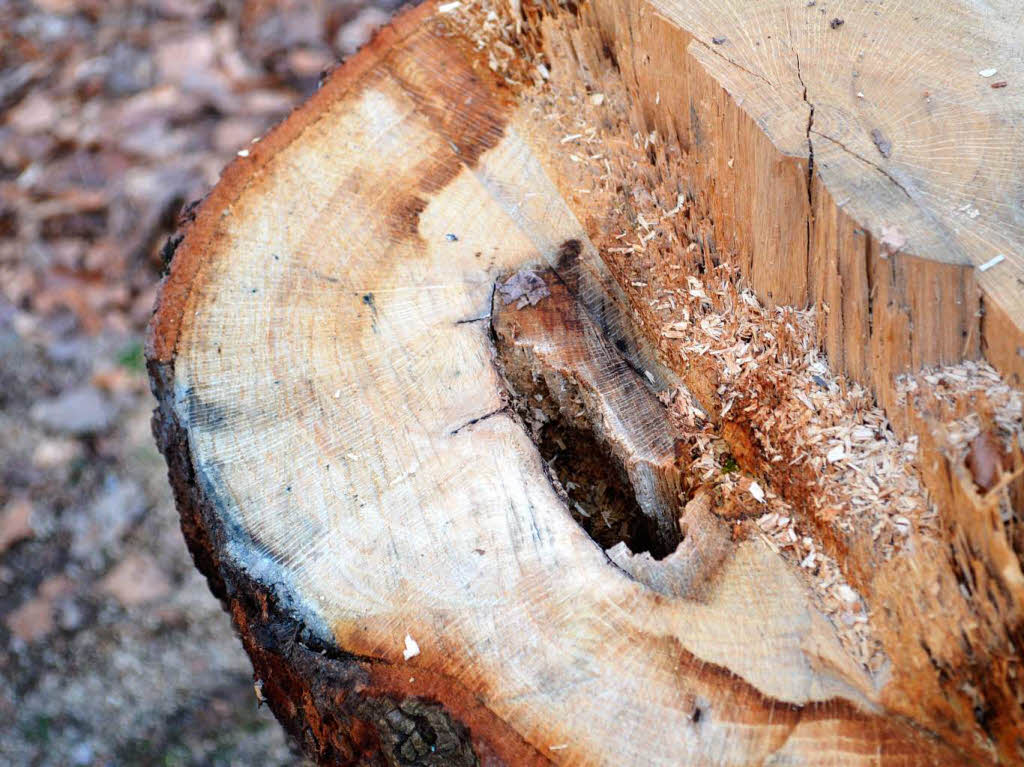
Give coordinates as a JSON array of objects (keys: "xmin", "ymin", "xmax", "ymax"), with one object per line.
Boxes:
[{"xmin": 148, "ymin": 0, "xmax": 1024, "ymax": 763}]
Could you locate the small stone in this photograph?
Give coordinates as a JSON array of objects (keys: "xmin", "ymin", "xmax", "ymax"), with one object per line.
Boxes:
[
  {"xmin": 56, "ymin": 597, "xmax": 85, "ymax": 632},
  {"xmin": 386, "ymin": 708, "xmax": 417, "ymax": 735},
  {"xmin": 242, "ymin": 89, "xmax": 294, "ymax": 115},
  {"xmin": 32, "ymin": 0, "xmax": 77, "ymax": 12},
  {"xmin": 399, "ymin": 736, "xmax": 420, "ymax": 762},
  {"xmin": 30, "ymin": 385, "xmax": 118, "ymax": 435},
  {"xmin": 285, "ymin": 47, "xmax": 332, "ymax": 79},
  {"xmin": 155, "ymin": 33, "xmax": 217, "ymax": 85},
  {"xmin": 100, "ymin": 553, "xmax": 172, "ymax": 607},
  {"xmin": 39, "ymin": 575, "xmax": 74, "ymax": 601},
  {"xmin": 213, "ymin": 117, "xmax": 265, "ymax": 154},
  {"xmin": 105, "ymin": 43, "xmax": 155, "ymax": 96},
  {"xmin": 32, "ymin": 437, "xmax": 80, "ymax": 469},
  {"xmin": 829, "ymin": 17, "xmax": 844, "ymax": 29},
  {"xmin": 406, "ymin": 731, "xmax": 430, "ymax": 758},
  {"xmin": 434, "ymin": 726, "xmax": 460, "ymax": 753}
]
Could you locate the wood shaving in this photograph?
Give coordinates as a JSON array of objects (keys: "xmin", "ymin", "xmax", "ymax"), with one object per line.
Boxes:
[
  {"xmin": 447, "ymin": 0, "xmax": 1022, "ymax": 680},
  {"xmin": 979, "ymin": 254, "xmax": 1005, "ymax": 272},
  {"xmin": 403, "ymin": 633, "xmax": 420, "ymax": 660}
]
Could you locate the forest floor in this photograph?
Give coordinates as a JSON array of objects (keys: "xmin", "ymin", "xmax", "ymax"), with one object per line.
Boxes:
[{"xmin": 0, "ymin": 1, "xmax": 399, "ymax": 764}]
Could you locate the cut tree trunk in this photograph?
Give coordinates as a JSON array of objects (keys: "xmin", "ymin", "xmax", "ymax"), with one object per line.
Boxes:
[{"xmin": 147, "ymin": 0, "xmax": 1024, "ymax": 764}]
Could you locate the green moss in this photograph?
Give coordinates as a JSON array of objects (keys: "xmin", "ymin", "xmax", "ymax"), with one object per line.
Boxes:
[{"xmin": 117, "ymin": 341, "xmax": 145, "ymax": 373}]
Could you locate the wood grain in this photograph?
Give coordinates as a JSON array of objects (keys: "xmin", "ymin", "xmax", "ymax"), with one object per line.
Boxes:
[{"xmin": 148, "ymin": 0, "xmax": 1023, "ymax": 763}]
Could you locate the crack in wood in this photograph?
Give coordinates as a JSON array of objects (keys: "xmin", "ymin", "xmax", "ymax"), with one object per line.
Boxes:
[{"xmin": 448, "ymin": 406, "xmax": 510, "ymax": 436}]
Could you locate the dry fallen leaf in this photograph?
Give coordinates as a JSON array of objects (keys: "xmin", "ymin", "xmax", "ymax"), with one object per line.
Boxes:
[
  {"xmin": 0, "ymin": 497, "xmax": 34, "ymax": 553},
  {"xmin": 5, "ymin": 598, "xmax": 55, "ymax": 643},
  {"xmin": 100, "ymin": 553, "xmax": 172, "ymax": 607}
]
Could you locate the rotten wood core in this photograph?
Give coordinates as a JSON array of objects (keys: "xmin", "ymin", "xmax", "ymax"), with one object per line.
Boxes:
[
  {"xmin": 148, "ymin": 0, "xmax": 1024, "ymax": 764},
  {"xmin": 492, "ymin": 265, "xmax": 686, "ymax": 561}
]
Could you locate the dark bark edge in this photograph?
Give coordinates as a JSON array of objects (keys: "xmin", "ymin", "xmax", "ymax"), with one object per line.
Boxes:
[{"xmin": 147, "ymin": 356, "xmax": 518, "ymax": 766}]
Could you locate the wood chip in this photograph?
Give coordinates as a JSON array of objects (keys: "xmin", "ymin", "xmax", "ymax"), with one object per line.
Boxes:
[
  {"xmin": 879, "ymin": 224, "xmax": 905, "ymax": 255},
  {"xmin": 403, "ymin": 633, "xmax": 420, "ymax": 660},
  {"xmin": 979, "ymin": 254, "xmax": 1005, "ymax": 272}
]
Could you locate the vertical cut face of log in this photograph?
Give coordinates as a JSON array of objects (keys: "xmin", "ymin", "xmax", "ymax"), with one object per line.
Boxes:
[{"xmin": 149, "ymin": 0, "xmax": 1024, "ymax": 764}]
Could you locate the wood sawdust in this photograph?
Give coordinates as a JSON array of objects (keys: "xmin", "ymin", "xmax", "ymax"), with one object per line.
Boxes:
[
  {"xmin": 445, "ymin": 0, "xmax": 1024, "ymax": 717},
  {"xmin": 662, "ymin": 385, "xmax": 887, "ymax": 673},
  {"xmin": 898, "ymin": 360, "xmax": 1024, "ymax": 549},
  {"xmin": 897, "ymin": 360, "xmax": 1024, "ymax": 448},
  {"xmin": 440, "ymin": 0, "xmax": 1024, "ymax": 682},
  {"xmin": 496, "ymin": 30, "xmax": 934, "ymax": 675}
]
